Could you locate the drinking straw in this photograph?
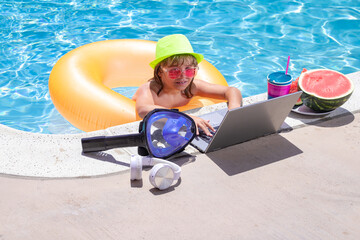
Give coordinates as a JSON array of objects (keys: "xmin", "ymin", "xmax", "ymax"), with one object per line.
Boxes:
[{"xmin": 285, "ymin": 56, "xmax": 290, "ymax": 75}]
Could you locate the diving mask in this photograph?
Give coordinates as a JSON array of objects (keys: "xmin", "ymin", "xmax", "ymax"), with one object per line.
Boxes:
[{"xmin": 81, "ymin": 109, "xmax": 196, "ymax": 159}]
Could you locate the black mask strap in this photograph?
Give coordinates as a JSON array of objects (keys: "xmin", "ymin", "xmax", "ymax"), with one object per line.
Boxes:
[{"xmin": 137, "ymin": 120, "xmax": 149, "ymax": 156}]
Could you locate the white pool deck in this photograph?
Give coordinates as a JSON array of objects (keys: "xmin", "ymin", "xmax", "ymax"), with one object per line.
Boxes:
[{"xmin": 1, "ymin": 71, "xmax": 360, "ymax": 239}]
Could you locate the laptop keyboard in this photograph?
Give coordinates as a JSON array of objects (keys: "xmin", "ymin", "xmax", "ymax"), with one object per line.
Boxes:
[{"xmin": 198, "ymin": 126, "xmax": 219, "ymax": 143}]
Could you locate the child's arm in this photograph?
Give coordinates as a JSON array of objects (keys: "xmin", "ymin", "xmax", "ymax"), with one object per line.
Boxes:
[
  {"xmin": 189, "ymin": 79, "xmax": 242, "ymax": 136},
  {"xmin": 193, "ymin": 79, "xmax": 243, "ymax": 109},
  {"xmin": 132, "ymin": 83, "xmax": 166, "ymax": 118}
]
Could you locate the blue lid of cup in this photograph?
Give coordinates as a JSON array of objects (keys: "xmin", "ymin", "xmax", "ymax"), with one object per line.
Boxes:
[{"xmin": 268, "ymin": 71, "xmax": 292, "ymax": 85}]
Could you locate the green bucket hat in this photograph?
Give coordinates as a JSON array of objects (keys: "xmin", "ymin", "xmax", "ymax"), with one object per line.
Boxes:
[{"xmin": 150, "ymin": 34, "xmax": 204, "ymax": 69}]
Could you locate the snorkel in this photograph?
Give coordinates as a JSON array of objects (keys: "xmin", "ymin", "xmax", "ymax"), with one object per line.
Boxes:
[{"xmin": 81, "ymin": 109, "xmax": 196, "ymax": 159}]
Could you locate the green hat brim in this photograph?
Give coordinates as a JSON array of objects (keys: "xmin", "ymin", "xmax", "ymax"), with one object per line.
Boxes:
[{"xmin": 150, "ymin": 52, "xmax": 204, "ymax": 69}]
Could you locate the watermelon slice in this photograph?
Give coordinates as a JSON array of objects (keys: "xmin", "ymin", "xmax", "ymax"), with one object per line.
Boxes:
[
  {"xmin": 298, "ymin": 69, "xmax": 354, "ymax": 112},
  {"xmin": 289, "ymin": 68, "xmax": 307, "ymax": 105}
]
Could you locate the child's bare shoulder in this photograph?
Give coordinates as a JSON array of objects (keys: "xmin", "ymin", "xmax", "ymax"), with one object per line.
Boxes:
[
  {"xmin": 193, "ymin": 79, "xmax": 207, "ymax": 85},
  {"xmin": 192, "ymin": 79, "xmax": 210, "ymax": 93},
  {"xmin": 132, "ymin": 81, "xmax": 152, "ymax": 101}
]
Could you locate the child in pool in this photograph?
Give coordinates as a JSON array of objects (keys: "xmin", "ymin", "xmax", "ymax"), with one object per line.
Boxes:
[{"xmin": 132, "ymin": 34, "xmax": 242, "ymax": 136}]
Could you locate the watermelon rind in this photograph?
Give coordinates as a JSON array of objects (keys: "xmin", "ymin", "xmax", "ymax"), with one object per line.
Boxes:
[{"xmin": 298, "ymin": 69, "xmax": 354, "ymax": 112}]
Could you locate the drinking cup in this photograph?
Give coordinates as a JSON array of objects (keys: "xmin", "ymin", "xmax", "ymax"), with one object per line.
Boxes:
[{"xmin": 267, "ymin": 71, "xmax": 292, "ymax": 99}]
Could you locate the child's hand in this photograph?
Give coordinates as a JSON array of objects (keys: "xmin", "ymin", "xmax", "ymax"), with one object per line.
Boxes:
[{"xmin": 190, "ymin": 115, "xmax": 215, "ymax": 136}]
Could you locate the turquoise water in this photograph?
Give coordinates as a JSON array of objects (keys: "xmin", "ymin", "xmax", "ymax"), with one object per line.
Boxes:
[{"xmin": 1, "ymin": 0, "xmax": 359, "ymax": 134}]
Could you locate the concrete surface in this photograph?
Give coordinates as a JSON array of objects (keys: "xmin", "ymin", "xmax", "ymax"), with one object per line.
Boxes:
[
  {"xmin": 0, "ymin": 112, "xmax": 359, "ymax": 239},
  {"xmin": 1, "ymin": 71, "xmax": 359, "ymax": 178},
  {"xmin": 0, "ymin": 71, "xmax": 360, "ymax": 239}
]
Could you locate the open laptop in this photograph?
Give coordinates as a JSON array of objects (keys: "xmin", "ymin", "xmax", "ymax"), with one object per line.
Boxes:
[{"xmin": 190, "ymin": 91, "xmax": 302, "ymax": 153}]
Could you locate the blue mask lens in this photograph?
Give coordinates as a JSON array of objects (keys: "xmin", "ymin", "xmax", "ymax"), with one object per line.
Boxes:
[{"xmin": 145, "ymin": 110, "xmax": 196, "ymax": 158}]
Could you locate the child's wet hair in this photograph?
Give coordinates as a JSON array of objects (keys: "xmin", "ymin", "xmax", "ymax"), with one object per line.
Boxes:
[{"xmin": 153, "ymin": 54, "xmax": 198, "ymax": 98}]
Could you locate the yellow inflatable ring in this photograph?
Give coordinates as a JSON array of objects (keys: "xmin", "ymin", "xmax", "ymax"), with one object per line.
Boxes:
[{"xmin": 49, "ymin": 39, "xmax": 228, "ymax": 132}]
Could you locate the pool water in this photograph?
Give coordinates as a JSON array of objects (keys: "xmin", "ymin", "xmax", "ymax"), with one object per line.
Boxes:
[{"xmin": 1, "ymin": 0, "xmax": 359, "ymax": 134}]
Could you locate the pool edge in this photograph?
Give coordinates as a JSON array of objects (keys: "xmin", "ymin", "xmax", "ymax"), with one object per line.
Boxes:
[{"xmin": 1, "ymin": 71, "xmax": 359, "ymax": 178}]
